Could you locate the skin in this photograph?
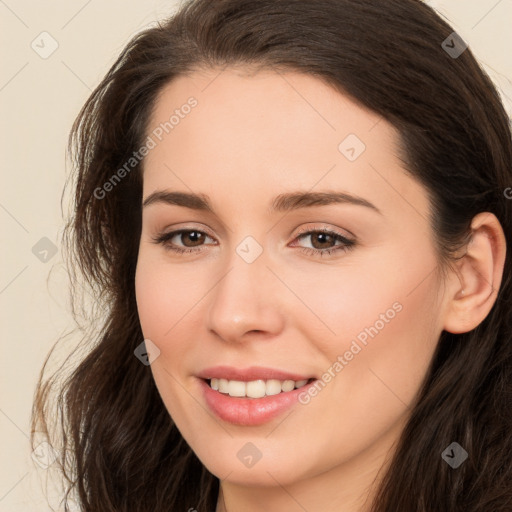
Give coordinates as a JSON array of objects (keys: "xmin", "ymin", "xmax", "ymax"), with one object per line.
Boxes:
[{"xmin": 135, "ymin": 67, "xmax": 506, "ymax": 512}]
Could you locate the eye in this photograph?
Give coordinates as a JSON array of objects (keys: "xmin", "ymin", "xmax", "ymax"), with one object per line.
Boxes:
[
  {"xmin": 152, "ymin": 225, "xmax": 356, "ymax": 257},
  {"xmin": 152, "ymin": 229, "xmax": 216, "ymax": 254},
  {"xmin": 291, "ymin": 226, "xmax": 356, "ymax": 258}
]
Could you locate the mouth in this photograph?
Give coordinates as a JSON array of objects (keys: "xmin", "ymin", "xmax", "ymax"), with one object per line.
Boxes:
[
  {"xmin": 203, "ymin": 377, "xmax": 316, "ymax": 399},
  {"xmin": 199, "ymin": 375, "xmax": 319, "ymax": 426}
]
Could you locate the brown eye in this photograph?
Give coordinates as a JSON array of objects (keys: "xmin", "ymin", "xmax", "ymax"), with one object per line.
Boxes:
[
  {"xmin": 178, "ymin": 230, "xmax": 206, "ymax": 247},
  {"xmin": 292, "ymin": 227, "xmax": 356, "ymax": 258},
  {"xmin": 308, "ymin": 232, "xmax": 337, "ymax": 250},
  {"xmin": 152, "ymin": 229, "xmax": 216, "ymax": 254}
]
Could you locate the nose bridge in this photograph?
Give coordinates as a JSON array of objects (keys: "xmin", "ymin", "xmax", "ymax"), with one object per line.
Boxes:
[{"xmin": 206, "ymin": 236, "xmax": 284, "ymax": 341}]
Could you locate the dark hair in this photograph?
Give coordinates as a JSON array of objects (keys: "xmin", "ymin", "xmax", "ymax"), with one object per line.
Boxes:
[{"xmin": 31, "ymin": 0, "xmax": 512, "ymax": 510}]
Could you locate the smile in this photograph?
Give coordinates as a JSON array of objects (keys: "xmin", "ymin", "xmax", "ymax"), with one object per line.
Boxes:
[
  {"xmin": 207, "ymin": 378, "xmax": 312, "ymax": 398},
  {"xmin": 199, "ymin": 376, "xmax": 318, "ymax": 426}
]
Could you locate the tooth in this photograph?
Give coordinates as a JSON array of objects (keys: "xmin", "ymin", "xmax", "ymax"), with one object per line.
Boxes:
[
  {"xmin": 281, "ymin": 380, "xmax": 295, "ymax": 392},
  {"xmin": 228, "ymin": 380, "xmax": 246, "ymax": 397},
  {"xmin": 265, "ymin": 379, "xmax": 282, "ymax": 396},
  {"xmin": 218, "ymin": 378, "xmax": 229, "ymax": 393},
  {"xmin": 246, "ymin": 380, "xmax": 266, "ymax": 398},
  {"xmin": 211, "ymin": 377, "xmax": 309, "ymax": 396}
]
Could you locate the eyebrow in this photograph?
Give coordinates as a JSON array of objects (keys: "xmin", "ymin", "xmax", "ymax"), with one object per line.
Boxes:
[{"xmin": 142, "ymin": 190, "xmax": 382, "ymax": 215}]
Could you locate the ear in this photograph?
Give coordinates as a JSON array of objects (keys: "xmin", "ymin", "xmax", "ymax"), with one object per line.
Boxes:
[{"xmin": 442, "ymin": 212, "xmax": 507, "ymax": 334}]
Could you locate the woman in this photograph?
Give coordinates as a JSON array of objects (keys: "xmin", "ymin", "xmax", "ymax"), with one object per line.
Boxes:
[{"xmin": 31, "ymin": 0, "xmax": 512, "ymax": 510}]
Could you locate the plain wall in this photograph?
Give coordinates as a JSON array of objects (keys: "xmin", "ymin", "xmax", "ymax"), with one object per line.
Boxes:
[{"xmin": 1, "ymin": 0, "xmax": 510, "ymax": 510}]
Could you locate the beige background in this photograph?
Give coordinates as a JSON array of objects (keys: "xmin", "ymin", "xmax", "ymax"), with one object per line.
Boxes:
[{"xmin": 1, "ymin": 1, "xmax": 511, "ymax": 510}]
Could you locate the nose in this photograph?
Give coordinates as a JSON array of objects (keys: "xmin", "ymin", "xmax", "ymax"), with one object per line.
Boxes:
[{"xmin": 206, "ymin": 248, "xmax": 285, "ymax": 344}]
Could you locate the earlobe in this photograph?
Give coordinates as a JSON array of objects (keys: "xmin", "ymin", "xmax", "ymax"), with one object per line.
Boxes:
[{"xmin": 443, "ymin": 212, "xmax": 507, "ymax": 334}]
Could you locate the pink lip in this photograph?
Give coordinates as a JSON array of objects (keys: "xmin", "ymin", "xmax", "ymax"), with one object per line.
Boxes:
[
  {"xmin": 200, "ymin": 379, "xmax": 315, "ymax": 426},
  {"xmin": 197, "ymin": 365, "xmax": 314, "ymax": 382}
]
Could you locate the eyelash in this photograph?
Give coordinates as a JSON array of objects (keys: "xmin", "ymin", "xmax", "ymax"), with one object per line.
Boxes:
[{"xmin": 152, "ymin": 226, "xmax": 356, "ymax": 258}]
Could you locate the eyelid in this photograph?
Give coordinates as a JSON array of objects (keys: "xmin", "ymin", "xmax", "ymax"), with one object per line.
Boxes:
[
  {"xmin": 153, "ymin": 222, "xmax": 354, "ymax": 242},
  {"xmin": 293, "ymin": 223, "xmax": 355, "ymax": 241},
  {"xmin": 152, "ymin": 222, "xmax": 357, "ymax": 255},
  {"xmin": 155, "ymin": 222, "xmax": 216, "ymax": 239},
  {"xmin": 151, "ymin": 216, "xmax": 359, "ymax": 258},
  {"xmin": 151, "ymin": 227, "xmax": 217, "ymax": 248}
]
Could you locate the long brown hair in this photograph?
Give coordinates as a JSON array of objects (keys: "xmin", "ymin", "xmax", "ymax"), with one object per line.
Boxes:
[{"xmin": 31, "ymin": 1, "xmax": 512, "ymax": 510}]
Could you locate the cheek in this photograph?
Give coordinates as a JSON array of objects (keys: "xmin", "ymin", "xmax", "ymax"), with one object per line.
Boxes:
[
  {"xmin": 287, "ymin": 238, "xmax": 442, "ymax": 413},
  {"xmin": 135, "ymin": 254, "xmax": 206, "ymax": 441},
  {"xmin": 278, "ymin": 241, "xmax": 440, "ymax": 358},
  {"xmin": 274, "ymin": 250, "xmax": 442, "ymax": 471},
  {"xmin": 134, "ymin": 250, "xmax": 209, "ymax": 394},
  {"xmin": 299, "ymin": 245, "xmax": 441, "ymax": 422},
  {"xmin": 135, "ymin": 251, "xmax": 202, "ymax": 341},
  {"xmin": 135, "ymin": 266, "xmax": 170, "ymax": 339}
]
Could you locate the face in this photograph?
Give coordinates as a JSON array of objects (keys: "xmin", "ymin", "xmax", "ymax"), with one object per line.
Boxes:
[{"xmin": 135, "ymin": 67, "xmax": 447, "ymax": 490}]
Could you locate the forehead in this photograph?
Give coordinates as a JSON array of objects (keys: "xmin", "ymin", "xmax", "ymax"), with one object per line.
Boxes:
[
  {"xmin": 142, "ymin": 67, "xmax": 428, "ymax": 221},
  {"xmin": 146, "ymin": 66, "xmax": 388, "ymax": 158}
]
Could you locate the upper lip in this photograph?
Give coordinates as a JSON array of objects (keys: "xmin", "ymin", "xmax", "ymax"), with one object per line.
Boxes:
[{"xmin": 197, "ymin": 365, "xmax": 315, "ymax": 382}]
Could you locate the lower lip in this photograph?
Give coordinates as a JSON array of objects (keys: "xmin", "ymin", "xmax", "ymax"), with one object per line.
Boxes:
[{"xmin": 199, "ymin": 378, "xmax": 316, "ymax": 426}]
